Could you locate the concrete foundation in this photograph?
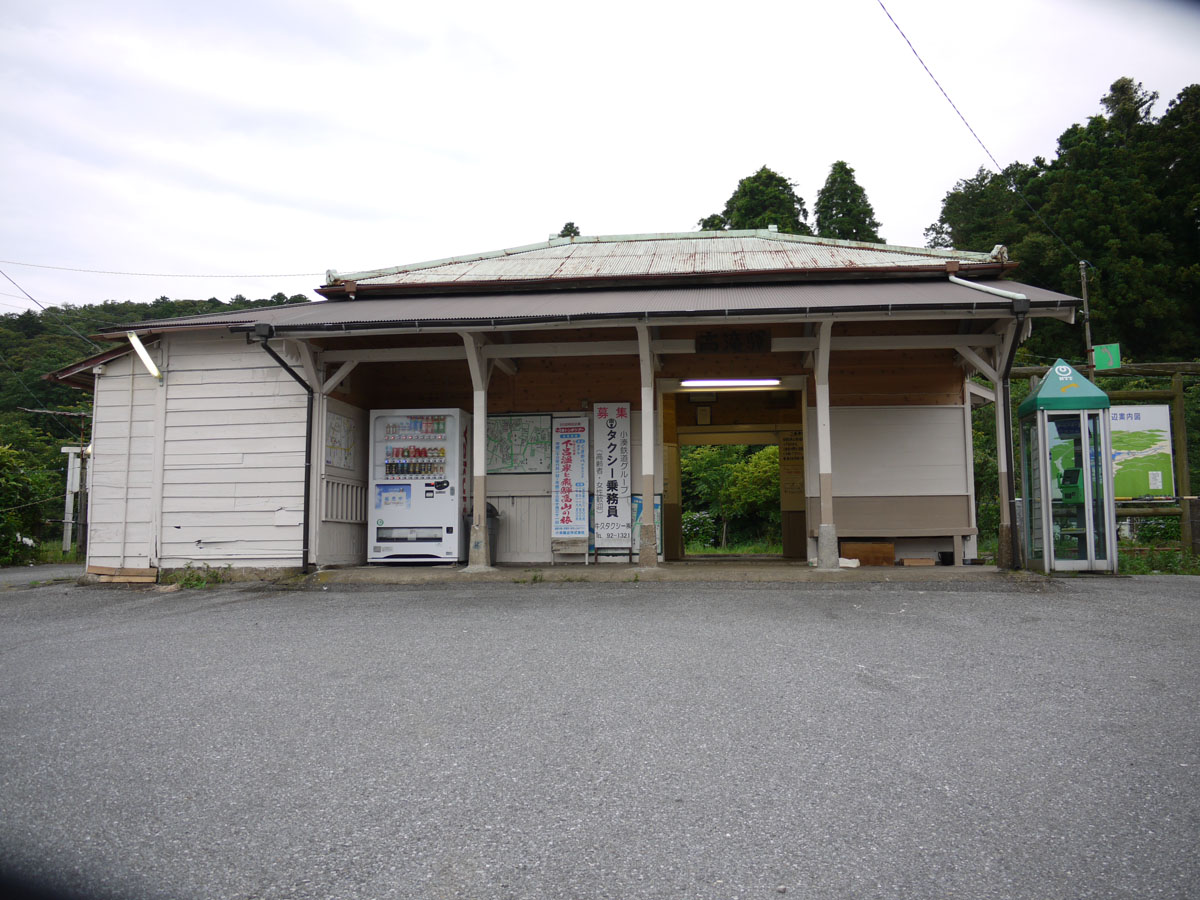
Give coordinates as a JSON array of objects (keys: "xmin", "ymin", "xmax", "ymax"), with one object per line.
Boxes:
[
  {"xmin": 997, "ymin": 523, "xmax": 1014, "ymax": 569},
  {"xmin": 638, "ymin": 523, "xmax": 658, "ymax": 567},
  {"xmin": 466, "ymin": 522, "xmax": 494, "ymax": 571},
  {"xmin": 817, "ymin": 524, "xmax": 839, "ymax": 570}
]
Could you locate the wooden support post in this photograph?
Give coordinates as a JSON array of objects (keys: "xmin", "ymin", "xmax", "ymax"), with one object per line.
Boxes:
[
  {"xmin": 636, "ymin": 325, "xmax": 658, "ymax": 567},
  {"xmin": 814, "ymin": 319, "xmax": 837, "ymax": 569},
  {"xmin": 461, "ymin": 333, "xmax": 493, "ymax": 569},
  {"xmin": 1172, "ymin": 373, "xmax": 1193, "ymax": 552},
  {"xmin": 993, "ymin": 322, "xmax": 1018, "ymax": 568}
]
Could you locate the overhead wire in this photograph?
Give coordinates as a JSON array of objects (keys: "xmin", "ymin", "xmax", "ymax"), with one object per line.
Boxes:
[
  {"xmin": 874, "ymin": 0, "xmax": 1091, "ymax": 270},
  {"xmin": 0, "ymin": 269, "xmax": 103, "ymax": 350},
  {"xmin": 0, "ymin": 351, "xmax": 80, "ymax": 439},
  {"xmin": 0, "ymin": 493, "xmax": 66, "ymax": 514},
  {"xmin": 0, "ymin": 259, "xmax": 322, "ymax": 278}
]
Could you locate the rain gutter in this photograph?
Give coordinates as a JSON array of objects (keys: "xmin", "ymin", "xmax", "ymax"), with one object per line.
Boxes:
[
  {"xmin": 951, "ymin": 275, "xmax": 1030, "ymax": 569},
  {"xmin": 222, "ymin": 299, "xmax": 1076, "ymax": 338},
  {"xmin": 251, "ymin": 328, "xmax": 313, "ymax": 575}
]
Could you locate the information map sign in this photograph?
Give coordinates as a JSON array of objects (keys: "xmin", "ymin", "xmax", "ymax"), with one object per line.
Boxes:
[
  {"xmin": 1110, "ymin": 405, "xmax": 1175, "ymax": 499},
  {"xmin": 593, "ymin": 403, "xmax": 632, "ymax": 548},
  {"xmin": 486, "ymin": 415, "xmax": 552, "ymax": 474},
  {"xmin": 551, "ymin": 417, "xmax": 589, "ymax": 539}
]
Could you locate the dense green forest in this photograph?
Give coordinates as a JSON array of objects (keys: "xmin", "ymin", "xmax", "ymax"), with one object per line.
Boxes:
[
  {"xmin": 925, "ymin": 78, "xmax": 1200, "ymax": 548},
  {"xmin": 0, "ymin": 293, "xmax": 307, "ymax": 563},
  {"xmin": 3, "ymin": 76, "xmax": 1198, "ymax": 564}
]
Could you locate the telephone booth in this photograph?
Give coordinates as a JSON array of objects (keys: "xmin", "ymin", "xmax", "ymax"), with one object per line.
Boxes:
[{"xmin": 1018, "ymin": 359, "xmax": 1118, "ymax": 573}]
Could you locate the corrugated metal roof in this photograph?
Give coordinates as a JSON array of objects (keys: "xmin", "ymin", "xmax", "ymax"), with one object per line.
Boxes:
[
  {"xmin": 105, "ymin": 279, "xmax": 1078, "ymax": 337},
  {"xmin": 328, "ymin": 231, "xmax": 1005, "ymax": 291}
]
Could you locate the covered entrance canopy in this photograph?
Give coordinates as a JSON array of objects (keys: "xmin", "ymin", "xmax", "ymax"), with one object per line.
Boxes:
[{"xmin": 51, "ymin": 230, "xmax": 1081, "ymax": 574}]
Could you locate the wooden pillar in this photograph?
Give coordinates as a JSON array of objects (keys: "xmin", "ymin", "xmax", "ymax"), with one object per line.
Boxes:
[
  {"xmin": 814, "ymin": 319, "xmax": 837, "ymax": 568},
  {"xmin": 461, "ymin": 333, "xmax": 492, "ymax": 569},
  {"xmin": 1172, "ymin": 373, "xmax": 1193, "ymax": 552},
  {"xmin": 993, "ymin": 322, "xmax": 1018, "ymax": 568},
  {"xmin": 636, "ymin": 325, "xmax": 658, "ymax": 566},
  {"xmin": 660, "ymin": 394, "xmax": 683, "ymax": 560}
]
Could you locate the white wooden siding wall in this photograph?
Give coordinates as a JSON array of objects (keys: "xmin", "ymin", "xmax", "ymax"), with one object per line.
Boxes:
[
  {"xmin": 487, "ymin": 414, "xmax": 644, "ymax": 564},
  {"xmin": 805, "ymin": 406, "xmax": 969, "ymax": 496},
  {"xmin": 88, "ymin": 354, "xmax": 158, "ymax": 568},
  {"xmin": 159, "ymin": 334, "xmax": 307, "ymax": 568}
]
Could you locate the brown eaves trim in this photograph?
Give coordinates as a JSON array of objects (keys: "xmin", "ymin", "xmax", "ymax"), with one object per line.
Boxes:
[
  {"xmin": 230, "ymin": 301, "xmax": 1075, "ymax": 337},
  {"xmin": 88, "ymin": 278, "xmax": 1077, "ymax": 339},
  {"xmin": 315, "ymin": 262, "xmax": 1016, "ymax": 300},
  {"xmin": 42, "ymin": 344, "xmax": 133, "ymax": 390}
]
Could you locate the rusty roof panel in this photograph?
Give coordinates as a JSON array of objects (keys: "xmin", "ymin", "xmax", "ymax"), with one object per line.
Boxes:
[
  {"xmin": 332, "ymin": 230, "xmax": 1005, "ymax": 289},
  {"xmin": 646, "ymin": 252, "xmax": 697, "ymax": 274},
  {"xmin": 350, "ymin": 235, "xmax": 982, "ymax": 288}
]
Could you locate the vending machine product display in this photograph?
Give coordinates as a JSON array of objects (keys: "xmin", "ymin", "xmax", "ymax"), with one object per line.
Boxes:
[{"xmin": 368, "ymin": 408, "xmax": 470, "ymax": 563}]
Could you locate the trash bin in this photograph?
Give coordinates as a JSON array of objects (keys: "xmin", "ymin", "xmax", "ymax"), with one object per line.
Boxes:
[{"xmin": 465, "ymin": 502, "xmax": 500, "ymax": 565}]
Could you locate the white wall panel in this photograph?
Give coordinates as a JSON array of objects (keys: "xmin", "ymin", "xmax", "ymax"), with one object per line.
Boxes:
[
  {"xmin": 159, "ymin": 334, "xmax": 308, "ymax": 568},
  {"xmin": 86, "ymin": 351, "xmax": 159, "ymax": 571},
  {"xmin": 806, "ymin": 406, "xmax": 969, "ymax": 497}
]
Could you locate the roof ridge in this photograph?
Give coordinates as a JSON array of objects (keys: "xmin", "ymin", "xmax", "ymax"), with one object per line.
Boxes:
[{"xmin": 326, "ymin": 231, "xmax": 999, "ymax": 285}]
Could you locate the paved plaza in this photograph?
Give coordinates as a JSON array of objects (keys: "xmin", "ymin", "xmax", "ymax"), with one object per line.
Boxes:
[{"xmin": 1, "ymin": 572, "xmax": 1197, "ymax": 899}]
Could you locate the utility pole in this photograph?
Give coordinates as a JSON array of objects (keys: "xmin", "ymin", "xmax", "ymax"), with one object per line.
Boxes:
[{"xmin": 1080, "ymin": 261, "xmax": 1094, "ymax": 376}]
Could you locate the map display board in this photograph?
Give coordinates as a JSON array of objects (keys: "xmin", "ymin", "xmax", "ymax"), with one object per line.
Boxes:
[
  {"xmin": 1110, "ymin": 405, "xmax": 1175, "ymax": 499},
  {"xmin": 325, "ymin": 411, "xmax": 358, "ymax": 471},
  {"xmin": 486, "ymin": 415, "xmax": 552, "ymax": 474}
]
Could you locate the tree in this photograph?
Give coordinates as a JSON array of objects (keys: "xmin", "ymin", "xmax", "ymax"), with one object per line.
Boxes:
[
  {"xmin": 0, "ymin": 291, "xmax": 317, "ymax": 556},
  {"xmin": 1101, "ymin": 76, "xmax": 1158, "ymax": 139},
  {"xmin": 925, "ymin": 77, "xmax": 1200, "ymax": 361},
  {"xmin": 558, "ymin": 222, "xmax": 581, "ymax": 238},
  {"xmin": 813, "ymin": 161, "xmax": 884, "ymax": 243},
  {"xmin": 679, "ymin": 443, "xmax": 781, "ymax": 547},
  {"xmin": 697, "ymin": 166, "xmax": 813, "ymax": 235}
]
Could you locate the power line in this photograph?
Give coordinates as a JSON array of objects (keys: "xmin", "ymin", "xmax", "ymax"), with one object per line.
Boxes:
[
  {"xmin": 874, "ymin": 0, "xmax": 1089, "ymax": 267},
  {"xmin": 0, "ymin": 351, "xmax": 79, "ymax": 439},
  {"xmin": 0, "ymin": 269, "xmax": 103, "ymax": 350},
  {"xmin": 0, "ymin": 493, "xmax": 64, "ymax": 514},
  {"xmin": 0, "ymin": 259, "xmax": 321, "ymax": 278}
]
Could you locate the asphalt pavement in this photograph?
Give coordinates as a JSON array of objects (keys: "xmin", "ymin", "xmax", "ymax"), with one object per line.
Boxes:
[{"xmin": 0, "ymin": 575, "xmax": 1197, "ymax": 900}]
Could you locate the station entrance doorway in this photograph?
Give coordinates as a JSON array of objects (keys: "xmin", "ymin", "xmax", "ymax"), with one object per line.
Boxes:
[{"xmin": 659, "ymin": 380, "xmax": 807, "ymax": 562}]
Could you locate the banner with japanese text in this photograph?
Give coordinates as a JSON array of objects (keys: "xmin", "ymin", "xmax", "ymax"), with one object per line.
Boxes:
[
  {"xmin": 593, "ymin": 403, "xmax": 632, "ymax": 547},
  {"xmin": 551, "ymin": 417, "xmax": 590, "ymax": 539}
]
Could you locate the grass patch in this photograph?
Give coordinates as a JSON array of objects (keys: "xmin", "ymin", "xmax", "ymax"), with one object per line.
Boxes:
[
  {"xmin": 1118, "ymin": 546, "xmax": 1200, "ymax": 575},
  {"xmin": 160, "ymin": 563, "xmax": 232, "ymax": 589},
  {"xmin": 35, "ymin": 542, "xmax": 80, "ymax": 565},
  {"xmin": 685, "ymin": 539, "xmax": 783, "ymax": 556}
]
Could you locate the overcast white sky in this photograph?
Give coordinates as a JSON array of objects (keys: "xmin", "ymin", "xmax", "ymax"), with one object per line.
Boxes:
[{"xmin": 1, "ymin": 0, "xmax": 1197, "ymax": 315}]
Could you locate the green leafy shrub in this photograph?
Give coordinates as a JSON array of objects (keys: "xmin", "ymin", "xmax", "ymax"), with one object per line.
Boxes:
[
  {"xmin": 0, "ymin": 443, "xmax": 60, "ymax": 567},
  {"xmin": 682, "ymin": 510, "xmax": 717, "ymax": 546}
]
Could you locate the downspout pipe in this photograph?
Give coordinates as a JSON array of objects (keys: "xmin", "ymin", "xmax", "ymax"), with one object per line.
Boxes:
[
  {"xmin": 253, "ymin": 327, "xmax": 314, "ymax": 575},
  {"xmin": 950, "ymin": 274, "xmax": 1031, "ymax": 570},
  {"xmin": 1000, "ymin": 296, "xmax": 1030, "ymax": 569}
]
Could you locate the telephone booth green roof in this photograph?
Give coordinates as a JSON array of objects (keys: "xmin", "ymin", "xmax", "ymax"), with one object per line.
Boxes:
[{"xmin": 1017, "ymin": 359, "xmax": 1109, "ymax": 418}]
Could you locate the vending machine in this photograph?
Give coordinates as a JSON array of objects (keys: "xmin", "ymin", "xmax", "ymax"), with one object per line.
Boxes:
[{"xmin": 368, "ymin": 408, "xmax": 471, "ymax": 563}]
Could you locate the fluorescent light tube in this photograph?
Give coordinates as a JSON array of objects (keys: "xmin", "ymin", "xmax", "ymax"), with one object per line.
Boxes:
[{"xmin": 679, "ymin": 378, "xmax": 781, "ymax": 388}]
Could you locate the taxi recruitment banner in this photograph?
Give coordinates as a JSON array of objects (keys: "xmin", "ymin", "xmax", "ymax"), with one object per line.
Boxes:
[
  {"xmin": 551, "ymin": 416, "xmax": 590, "ymax": 539},
  {"xmin": 593, "ymin": 402, "xmax": 632, "ymax": 547}
]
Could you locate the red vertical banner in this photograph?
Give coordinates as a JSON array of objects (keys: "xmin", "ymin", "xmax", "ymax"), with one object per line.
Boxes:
[{"xmin": 551, "ymin": 417, "xmax": 589, "ymax": 539}]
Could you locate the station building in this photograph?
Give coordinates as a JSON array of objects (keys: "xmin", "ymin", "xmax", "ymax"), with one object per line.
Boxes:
[{"xmin": 48, "ymin": 230, "xmax": 1081, "ymax": 577}]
